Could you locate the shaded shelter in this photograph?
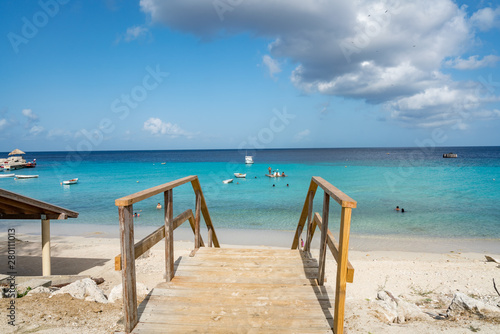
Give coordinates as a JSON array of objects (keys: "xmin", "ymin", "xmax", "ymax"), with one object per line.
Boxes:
[{"xmin": 0, "ymin": 188, "xmax": 78, "ymax": 275}]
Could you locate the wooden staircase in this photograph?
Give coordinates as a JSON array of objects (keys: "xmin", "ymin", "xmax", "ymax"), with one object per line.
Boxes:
[{"xmin": 132, "ymin": 247, "xmax": 334, "ymax": 333}]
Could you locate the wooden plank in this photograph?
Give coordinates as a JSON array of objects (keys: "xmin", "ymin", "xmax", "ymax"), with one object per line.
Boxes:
[
  {"xmin": 194, "ymin": 190, "xmax": 201, "ymax": 248},
  {"xmin": 0, "ymin": 188, "xmax": 78, "ymax": 218},
  {"xmin": 313, "ymin": 213, "xmax": 354, "ymax": 283},
  {"xmin": 318, "ymin": 193, "xmax": 329, "ymax": 285},
  {"xmin": 115, "ymin": 209, "xmax": 195, "ymax": 270},
  {"xmin": 312, "ymin": 176, "xmax": 357, "ymax": 208},
  {"xmin": 41, "ymin": 219, "xmax": 51, "ymax": 276},
  {"xmin": 187, "ymin": 215, "xmax": 205, "ymax": 247},
  {"xmin": 190, "ymin": 178, "xmax": 220, "ymax": 248},
  {"xmin": 305, "ymin": 190, "xmax": 314, "ymax": 252},
  {"xmin": 115, "ymin": 175, "xmax": 197, "ymax": 207},
  {"xmin": 291, "ymin": 179, "xmax": 318, "ymax": 249},
  {"xmin": 334, "ymin": 207, "xmax": 352, "ymax": 334},
  {"xmin": 164, "ymin": 189, "xmax": 174, "ymax": 282},
  {"xmin": 119, "ymin": 205, "xmax": 138, "ymax": 333}
]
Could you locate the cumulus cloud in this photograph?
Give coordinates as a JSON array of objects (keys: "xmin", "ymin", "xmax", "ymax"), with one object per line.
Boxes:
[
  {"xmin": 294, "ymin": 129, "xmax": 310, "ymax": 142},
  {"xmin": 445, "ymin": 55, "xmax": 500, "ymax": 70},
  {"xmin": 143, "ymin": 117, "xmax": 193, "ymax": 138},
  {"xmin": 22, "ymin": 109, "xmax": 39, "ymax": 121},
  {"xmin": 0, "ymin": 119, "xmax": 7, "ymax": 130},
  {"xmin": 470, "ymin": 7, "xmax": 500, "ymax": 31},
  {"xmin": 262, "ymin": 55, "xmax": 281, "ymax": 78},
  {"xmin": 139, "ymin": 0, "xmax": 500, "ymax": 128}
]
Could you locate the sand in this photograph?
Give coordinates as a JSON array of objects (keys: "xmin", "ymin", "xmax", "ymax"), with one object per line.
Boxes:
[{"xmin": 0, "ymin": 227, "xmax": 499, "ymax": 333}]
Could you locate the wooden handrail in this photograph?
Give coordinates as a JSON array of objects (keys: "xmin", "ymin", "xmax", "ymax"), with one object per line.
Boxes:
[
  {"xmin": 116, "ymin": 175, "xmax": 219, "ymax": 333},
  {"xmin": 114, "ymin": 209, "xmax": 204, "ymax": 270},
  {"xmin": 291, "ymin": 176, "xmax": 356, "ymax": 334}
]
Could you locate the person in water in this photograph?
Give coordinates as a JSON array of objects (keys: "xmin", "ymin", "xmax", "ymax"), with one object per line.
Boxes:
[
  {"xmin": 401, "ymin": 208, "xmax": 405, "ymax": 213},
  {"xmin": 282, "ymin": 172, "xmax": 285, "ymax": 177},
  {"xmin": 395, "ymin": 206, "xmax": 400, "ymax": 211},
  {"xmin": 156, "ymin": 203, "xmax": 162, "ymax": 210}
]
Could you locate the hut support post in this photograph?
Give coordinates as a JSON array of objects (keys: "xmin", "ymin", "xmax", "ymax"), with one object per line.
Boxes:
[{"xmin": 41, "ymin": 218, "xmax": 51, "ymax": 276}]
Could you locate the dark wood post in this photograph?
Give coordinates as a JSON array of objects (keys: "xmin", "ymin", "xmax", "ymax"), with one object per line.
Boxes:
[
  {"xmin": 164, "ymin": 189, "xmax": 174, "ymax": 281},
  {"xmin": 318, "ymin": 193, "xmax": 330, "ymax": 285},
  {"xmin": 119, "ymin": 205, "xmax": 137, "ymax": 332}
]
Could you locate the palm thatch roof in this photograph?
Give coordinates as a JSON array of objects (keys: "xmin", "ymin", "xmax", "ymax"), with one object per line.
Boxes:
[{"xmin": 8, "ymin": 149, "xmax": 25, "ymax": 156}]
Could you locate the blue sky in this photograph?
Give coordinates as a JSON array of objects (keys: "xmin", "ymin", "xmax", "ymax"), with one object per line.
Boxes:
[{"xmin": 1, "ymin": 0, "xmax": 499, "ymax": 152}]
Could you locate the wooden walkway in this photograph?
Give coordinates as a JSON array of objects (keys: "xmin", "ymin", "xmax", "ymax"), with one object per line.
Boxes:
[{"xmin": 132, "ymin": 247, "xmax": 334, "ymax": 333}]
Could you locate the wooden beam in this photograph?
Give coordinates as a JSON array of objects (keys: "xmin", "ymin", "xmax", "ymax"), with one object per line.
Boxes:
[
  {"xmin": 291, "ymin": 180, "xmax": 318, "ymax": 249},
  {"xmin": 304, "ymin": 190, "xmax": 314, "ymax": 252},
  {"xmin": 313, "ymin": 213, "xmax": 354, "ymax": 283},
  {"xmin": 164, "ymin": 189, "xmax": 174, "ymax": 282},
  {"xmin": 311, "ymin": 177, "xmax": 357, "ymax": 209},
  {"xmin": 0, "ymin": 188, "xmax": 78, "ymax": 218},
  {"xmin": 115, "ymin": 175, "xmax": 197, "ymax": 207},
  {"xmin": 41, "ymin": 219, "xmax": 51, "ymax": 276},
  {"xmin": 334, "ymin": 207, "xmax": 353, "ymax": 334},
  {"xmin": 118, "ymin": 205, "xmax": 138, "ymax": 333},
  {"xmin": 114, "ymin": 209, "xmax": 196, "ymax": 270},
  {"xmin": 188, "ymin": 215, "xmax": 205, "ymax": 248},
  {"xmin": 194, "ymin": 190, "xmax": 201, "ymax": 249},
  {"xmin": 317, "ymin": 193, "xmax": 329, "ymax": 285},
  {"xmin": 191, "ymin": 178, "xmax": 220, "ymax": 248},
  {"xmin": 0, "ymin": 213, "xmax": 62, "ymax": 220}
]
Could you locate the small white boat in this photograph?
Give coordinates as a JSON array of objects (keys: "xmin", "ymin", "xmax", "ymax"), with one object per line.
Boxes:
[
  {"xmin": 222, "ymin": 179, "xmax": 233, "ymax": 184},
  {"xmin": 245, "ymin": 155, "xmax": 254, "ymax": 164},
  {"xmin": 62, "ymin": 178, "xmax": 79, "ymax": 185},
  {"xmin": 16, "ymin": 175, "xmax": 39, "ymax": 179},
  {"xmin": 0, "ymin": 173, "xmax": 15, "ymax": 178},
  {"xmin": 234, "ymin": 173, "xmax": 246, "ymax": 178}
]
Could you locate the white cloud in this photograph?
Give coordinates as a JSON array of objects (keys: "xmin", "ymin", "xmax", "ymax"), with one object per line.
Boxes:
[
  {"xmin": 294, "ymin": 129, "xmax": 310, "ymax": 142},
  {"xmin": 22, "ymin": 108, "xmax": 39, "ymax": 121},
  {"xmin": 470, "ymin": 7, "xmax": 500, "ymax": 31},
  {"xmin": 29, "ymin": 125, "xmax": 44, "ymax": 136},
  {"xmin": 143, "ymin": 117, "xmax": 193, "ymax": 138},
  {"xmin": 262, "ymin": 55, "xmax": 281, "ymax": 78},
  {"xmin": 47, "ymin": 129, "xmax": 73, "ymax": 139},
  {"xmin": 125, "ymin": 25, "xmax": 149, "ymax": 41},
  {"xmin": 445, "ymin": 55, "xmax": 500, "ymax": 70},
  {"xmin": 139, "ymin": 0, "xmax": 500, "ymax": 128},
  {"xmin": 0, "ymin": 119, "xmax": 7, "ymax": 130}
]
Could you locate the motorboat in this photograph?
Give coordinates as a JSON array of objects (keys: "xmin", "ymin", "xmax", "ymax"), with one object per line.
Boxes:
[
  {"xmin": 15, "ymin": 175, "xmax": 39, "ymax": 179},
  {"xmin": 0, "ymin": 174, "xmax": 15, "ymax": 178},
  {"xmin": 25, "ymin": 159, "xmax": 37, "ymax": 168},
  {"xmin": 62, "ymin": 178, "xmax": 79, "ymax": 185},
  {"xmin": 222, "ymin": 179, "xmax": 233, "ymax": 184},
  {"xmin": 234, "ymin": 173, "xmax": 246, "ymax": 178},
  {"xmin": 443, "ymin": 153, "xmax": 457, "ymax": 158},
  {"xmin": 245, "ymin": 155, "xmax": 254, "ymax": 164}
]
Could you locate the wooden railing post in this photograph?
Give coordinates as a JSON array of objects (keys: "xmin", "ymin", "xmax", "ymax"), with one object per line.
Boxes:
[
  {"xmin": 318, "ymin": 193, "xmax": 329, "ymax": 285},
  {"xmin": 194, "ymin": 190, "xmax": 201, "ymax": 249},
  {"xmin": 119, "ymin": 205, "xmax": 137, "ymax": 333},
  {"xmin": 164, "ymin": 189, "xmax": 174, "ymax": 281},
  {"xmin": 304, "ymin": 190, "xmax": 314, "ymax": 252},
  {"xmin": 333, "ymin": 206, "xmax": 352, "ymax": 334}
]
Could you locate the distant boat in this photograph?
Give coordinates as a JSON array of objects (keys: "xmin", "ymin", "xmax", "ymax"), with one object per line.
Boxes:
[
  {"xmin": 234, "ymin": 173, "xmax": 246, "ymax": 178},
  {"xmin": 443, "ymin": 153, "xmax": 458, "ymax": 158},
  {"xmin": 25, "ymin": 159, "xmax": 37, "ymax": 168},
  {"xmin": 222, "ymin": 179, "xmax": 233, "ymax": 184},
  {"xmin": 245, "ymin": 155, "xmax": 254, "ymax": 164},
  {"xmin": 0, "ymin": 174, "xmax": 15, "ymax": 178},
  {"xmin": 62, "ymin": 178, "xmax": 79, "ymax": 185},
  {"xmin": 16, "ymin": 175, "xmax": 39, "ymax": 179}
]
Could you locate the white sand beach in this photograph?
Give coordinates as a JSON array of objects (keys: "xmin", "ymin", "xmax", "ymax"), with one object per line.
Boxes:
[{"xmin": 1, "ymin": 227, "xmax": 499, "ymax": 333}]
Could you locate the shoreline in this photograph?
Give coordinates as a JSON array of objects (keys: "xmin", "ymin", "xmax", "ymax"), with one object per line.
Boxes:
[{"xmin": 2, "ymin": 221, "xmax": 499, "ymax": 255}]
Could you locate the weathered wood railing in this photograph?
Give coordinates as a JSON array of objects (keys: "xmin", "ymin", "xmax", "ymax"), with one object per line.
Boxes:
[
  {"xmin": 291, "ymin": 176, "xmax": 356, "ymax": 334},
  {"xmin": 115, "ymin": 175, "xmax": 219, "ymax": 333}
]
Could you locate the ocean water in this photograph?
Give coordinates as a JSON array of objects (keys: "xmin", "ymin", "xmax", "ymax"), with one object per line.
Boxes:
[{"xmin": 1, "ymin": 147, "xmax": 499, "ymax": 239}]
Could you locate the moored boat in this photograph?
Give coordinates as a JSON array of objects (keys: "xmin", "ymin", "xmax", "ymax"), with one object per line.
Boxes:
[
  {"xmin": 222, "ymin": 179, "xmax": 233, "ymax": 184},
  {"xmin": 62, "ymin": 178, "xmax": 79, "ymax": 185},
  {"xmin": 245, "ymin": 155, "xmax": 254, "ymax": 164},
  {"xmin": 234, "ymin": 173, "xmax": 246, "ymax": 178},
  {"xmin": 443, "ymin": 153, "xmax": 458, "ymax": 158},
  {"xmin": 0, "ymin": 173, "xmax": 15, "ymax": 178},
  {"xmin": 15, "ymin": 175, "xmax": 39, "ymax": 179}
]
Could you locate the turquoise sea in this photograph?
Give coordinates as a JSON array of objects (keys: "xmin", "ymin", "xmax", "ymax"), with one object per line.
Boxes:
[{"xmin": 1, "ymin": 147, "xmax": 499, "ymax": 239}]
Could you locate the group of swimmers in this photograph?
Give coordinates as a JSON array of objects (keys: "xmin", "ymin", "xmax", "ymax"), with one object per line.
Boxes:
[
  {"xmin": 395, "ymin": 206, "xmax": 405, "ymax": 213},
  {"xmin": 268, "ymin": 167, "xmax": 286, "ymax": 177}
]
